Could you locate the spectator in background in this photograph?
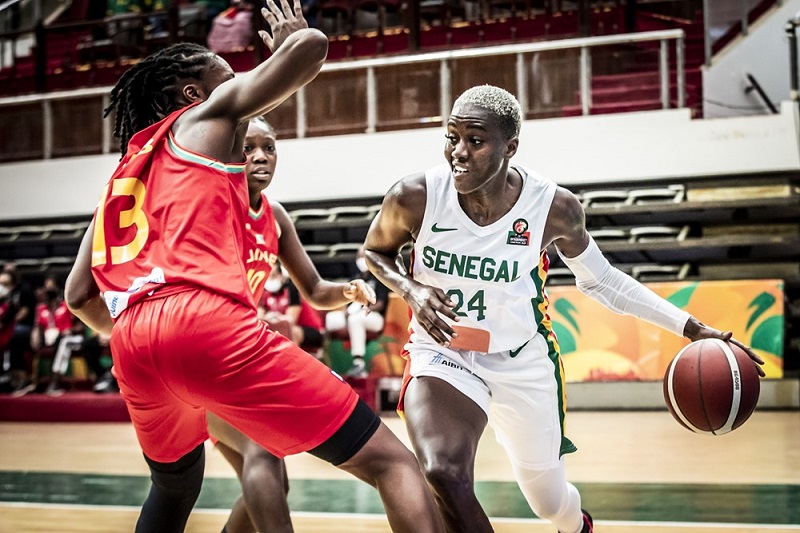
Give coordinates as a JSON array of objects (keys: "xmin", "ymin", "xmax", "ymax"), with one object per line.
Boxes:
[
  {"xmin": 30, "ymin": 285, "xmax": 85, "ymax": 396},
  {"xmin": 260, "ymin": 265, "xmax": 325, "ymax": 354},
  {"xmin": 1, "ymin": 265, "xmax": 36, "ymax": 394},
  {"xmin": 84, "ymin": 329, "xmax": 117, "ymax": 393},
  {"xmin": 207, "ymin": 0, "xmax": 257, "ymax": 53},
  {"xmin": 0, "ymin": 272, "xmax": 17, "ymax": 388},
  {"xmin": 325, "ymin": 246, "xmax": 390, "ymax": 377}
]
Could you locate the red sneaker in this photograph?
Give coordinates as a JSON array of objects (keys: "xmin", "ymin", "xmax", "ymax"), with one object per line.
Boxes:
[{"xmin": 581, "ymin": 509, "xmax": 594, "ymax": 533}]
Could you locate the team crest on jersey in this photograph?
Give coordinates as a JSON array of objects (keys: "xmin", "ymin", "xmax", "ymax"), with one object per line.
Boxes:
[
  {"xmin": 507, "ymin": 218, "xmax": 530, "ymax": 246},
  {"xmin": 255, "ymin": 233, "xmax": 265, "ymax": 245}
]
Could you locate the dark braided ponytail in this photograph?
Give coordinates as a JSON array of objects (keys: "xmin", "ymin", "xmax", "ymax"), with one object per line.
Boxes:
[{"xmin": 104, "ymin": 43, "xmax": 216, "ymax": 154}]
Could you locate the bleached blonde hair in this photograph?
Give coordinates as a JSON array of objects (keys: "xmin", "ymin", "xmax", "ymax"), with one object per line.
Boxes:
[{"xmin": 452, "ymin": 85, "xmax": 522, "ymax": 140}]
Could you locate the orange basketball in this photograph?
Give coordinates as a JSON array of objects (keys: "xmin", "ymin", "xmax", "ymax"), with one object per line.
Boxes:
[{"xmin": 663, "ymin": 339, "xmax": 760, "ymax": 435}]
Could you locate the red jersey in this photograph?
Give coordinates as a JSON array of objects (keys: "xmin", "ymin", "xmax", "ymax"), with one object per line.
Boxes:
[
  {"xmin": 0, "ymin": 300, "xmax": 13, "ymax": 348},
  {"xmin": 35, "ymin": 301, "xmax": 75, "ymax": 333},
  {"xmin": 261, "ymin": 284, "xmax": 324, "ymax": 331},
  {"xmin": 244, "ymin": 192, "xmax": 280, "ymax": 304},
  {"xmin": 90, "ymin": 104, "xmax": 250, "ymax": 318}
]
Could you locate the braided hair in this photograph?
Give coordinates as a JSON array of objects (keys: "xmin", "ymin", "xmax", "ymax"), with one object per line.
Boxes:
[{"xmin": 104, "ymin": 43, "xmax": 216, "ymax": 154}]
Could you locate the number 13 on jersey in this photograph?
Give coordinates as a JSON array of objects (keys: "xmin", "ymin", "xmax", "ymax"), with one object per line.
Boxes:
[{"xmin": 92, "ymin": 178, "xmax": 149, "ymax": 267}]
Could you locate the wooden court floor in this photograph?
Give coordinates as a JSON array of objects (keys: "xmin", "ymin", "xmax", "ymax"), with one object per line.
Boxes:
[{"xmin": 1, "ymin": 410, "xmax": 798, "ymax": 532}]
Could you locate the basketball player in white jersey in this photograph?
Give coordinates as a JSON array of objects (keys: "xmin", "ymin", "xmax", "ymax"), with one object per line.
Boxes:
[{"xmin": 363, "ymin": 85, "xmax": 765, "ymax": 533}]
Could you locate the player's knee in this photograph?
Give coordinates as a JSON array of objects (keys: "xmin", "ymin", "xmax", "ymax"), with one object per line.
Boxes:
[
  {"xmin": 421, "ymin": 459, "xmax": 473, "ymax": 498},
  {"xmin": 528, "ymin": 493, "xmax": 566, "ymax": 522},
  {"xmin": 515, "ymin": 467, "xmax": 575, "ymax": 522},
  {"xmin": 244, "ymin": 443, "xmax": 282, "ymax": 467},
  {"xmin": 145, "ymin": 443, "xmax": 205, "ymax": 499}
]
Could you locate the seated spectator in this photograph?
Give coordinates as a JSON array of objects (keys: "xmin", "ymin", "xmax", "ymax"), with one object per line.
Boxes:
[
  {"xmin": 83, "ymin": 329, "xmax": 117, "ymax": 393},
  {"xmin": 0, "ymin": 274, "xmax": 16, "ymax": 384},
  {"xmin": 259, "ymin": 265, "xmax": 325, "ymax": 354},
  {"xmin": 325, "ymin": 246, "xmax": 390, "ymax": 377},
  {"xmin": 207, "ymin": 0, "xmax": 256, "ymax": 53},
  {"xmin": 1, "ymin": 265, "xmax": 36, "ymax": 395},
  {"xmin": 30, "ymin": 284, "xmax": 83, "ymax": 395}
]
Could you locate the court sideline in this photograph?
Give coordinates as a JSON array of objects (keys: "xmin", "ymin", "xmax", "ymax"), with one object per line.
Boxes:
[{"xmin": 1, "ymin": 410, "xmax": 798, "ymax": 532}]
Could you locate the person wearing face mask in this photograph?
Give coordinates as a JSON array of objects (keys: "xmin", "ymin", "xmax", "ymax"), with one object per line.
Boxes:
[{"xmin": 325, "ymin": 246, "xmax": 390, "ymax": 378}]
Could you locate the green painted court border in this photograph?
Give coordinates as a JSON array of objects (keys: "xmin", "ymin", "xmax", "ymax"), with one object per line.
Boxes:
[{"xmin": 1, "ymin": 472, "xmax": 798, "ymax": 524}]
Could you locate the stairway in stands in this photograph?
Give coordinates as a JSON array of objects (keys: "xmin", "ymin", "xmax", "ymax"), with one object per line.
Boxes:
[{"xmin": 561, "ymin": 10, "xmax": 706, "ymax": 118}]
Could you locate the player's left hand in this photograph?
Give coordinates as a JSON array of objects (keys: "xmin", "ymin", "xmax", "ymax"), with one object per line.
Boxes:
[
  {"xmin": 343, "ymin": 279, "xmax": 376, "ymax": 307},
  {"xmin": 259, "ymin": 0, "xmax": 309, "ymax": 53},
  {"xmin": 683, "ymin": 318, "xmax": 766, "ymax": 377}
]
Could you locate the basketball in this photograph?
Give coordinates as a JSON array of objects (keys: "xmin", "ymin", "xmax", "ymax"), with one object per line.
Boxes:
[{"xmin": 663, "ymin": 338, "xmax": 760, "ymax": 435}]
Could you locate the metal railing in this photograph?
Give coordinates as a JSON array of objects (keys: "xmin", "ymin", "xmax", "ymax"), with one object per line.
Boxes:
[
  {"xmin": 0, "ymin": 29, "xmax": 687, "ymax": 159},
  {"xmin": 703, "ymin": 0, "xmax": 781, "ymax": 66},
  {"xmin": 312, "ymin": 29, "xmax": 686, "ymax": 135}
]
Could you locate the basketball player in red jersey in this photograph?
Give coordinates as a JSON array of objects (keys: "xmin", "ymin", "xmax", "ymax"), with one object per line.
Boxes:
[
  {"xmin": 206, "ymin": 117, "xmax": 377, "ymax": 532},
  {"xmin": 63, "ymin": 2, "xmax": 443, "ymax": 532}
]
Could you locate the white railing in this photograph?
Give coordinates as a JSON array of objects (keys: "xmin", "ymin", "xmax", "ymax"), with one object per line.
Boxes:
[
  {"xmin": 0, "ymin": 29, "xmax": 687, "ymax": 158},
  {"xmin": 310, "ymin": 29, "xmax": 686, "ymax": 136}
]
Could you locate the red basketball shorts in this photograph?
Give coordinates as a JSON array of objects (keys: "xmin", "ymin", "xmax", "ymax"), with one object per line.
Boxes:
[{"xmin": 110, "ymin": 287, "xmax": 358, "ymax": 463}]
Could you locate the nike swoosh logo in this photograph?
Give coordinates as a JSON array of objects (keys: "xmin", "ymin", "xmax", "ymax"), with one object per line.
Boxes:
[
  {"xmin": 509, "ymin": 340, "xmax": 531, "ymax": 358},
  {"xmin": 431, "ymin": 223, "xmax": 458, "ymax": 233}
]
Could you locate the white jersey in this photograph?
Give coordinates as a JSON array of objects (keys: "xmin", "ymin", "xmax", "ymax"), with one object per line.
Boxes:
[{"xmin": 409, "ymin": 163, "xmax": 558, "ymax": 354}]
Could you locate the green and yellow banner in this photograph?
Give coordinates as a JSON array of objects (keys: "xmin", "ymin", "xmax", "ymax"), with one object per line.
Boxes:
[{"xmin": 548, "ymin": 279, "xmax": 784, "ymax": 382}]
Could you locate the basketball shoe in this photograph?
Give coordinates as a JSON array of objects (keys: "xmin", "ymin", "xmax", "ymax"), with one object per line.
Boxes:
[
  {"xmin": 560, "ymin": 510, "xmax": 593, "ymax": 533},
  {"xmin": 580, "ymin": 509, "xmax": 594, "ymax": 533}
]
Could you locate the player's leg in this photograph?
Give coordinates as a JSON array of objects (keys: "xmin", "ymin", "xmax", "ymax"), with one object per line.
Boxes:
[
  {"xmin": 208, "ymin": 412, "xmax": 292, "ymax": 533},
  {"xmin": 193, "ymin": 297, "xmax": 441, "ymax": 533},
  {"xmin": 306, "ymin": 398, "xmax": 444, "ymax": 533},
  {"xmin": 486, "ymin": 339, "xmax": 588, "ymax": 533},
  {"xmin": 212, "ymin": 439, "xmax": 256, "ymax": 533},
  {"xmin": 224, "ymin": 496, "xmax": 255, "ymax": 533},
  {"xmin": 136, "ymin": 443, "xmax": 205, "ymax": 533},
  {"xmin": 509, "ymin": 460, "xmax": 584, "ymax": 533},
  {"xmin": 110, "ymin": 292, "xmax": 217, "ymax": 531},
  {"xmin": 403, "ymin": 375, "xmax": 491, "ymax": 532}
]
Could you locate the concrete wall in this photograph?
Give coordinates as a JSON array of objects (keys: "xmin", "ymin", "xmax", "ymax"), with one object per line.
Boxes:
[
  {"xmin": 704, "ymin": 0, "xmax": 800, "ymax": 118},
  {"xmin": 1, "ymin": 102, "xmax": 798, "ymax": 221}
]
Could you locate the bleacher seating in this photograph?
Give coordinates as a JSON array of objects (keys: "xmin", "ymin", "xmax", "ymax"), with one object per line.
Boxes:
[{"xmin": 2, "ymin": 173, "xmax": 796, "ymax": 288}]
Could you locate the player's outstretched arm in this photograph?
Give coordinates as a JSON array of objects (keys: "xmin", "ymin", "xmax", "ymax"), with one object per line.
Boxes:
[
  {"xmin": 64, "ymin": 220, "xmax": 114, "ymax": 336},
  {"xmin": 548, "ymin": 187, "xmax": 765, "ymax": 376},
  {"xmin": 203, "ymin": 0, "xmax": 327, "ymax": 123},
  {"xmin": 364, "ymin": 175, "xmax": 459, "ymax": 347},
  {"xmin": 271, "ymin": 201, "xmax": 375, "ymax": 309}
]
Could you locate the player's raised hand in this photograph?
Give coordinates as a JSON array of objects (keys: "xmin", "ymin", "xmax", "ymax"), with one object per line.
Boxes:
[
  {"xmin": 258, "ymin": 0, "xmax": 309, "ymax": 53},
  {"xmin": 404, "ymin": 280, "xmax": 459, "ymax": 347},
  {"xmin": 343, "ymin": 279, "xmax": 376, "ymax": 306}
]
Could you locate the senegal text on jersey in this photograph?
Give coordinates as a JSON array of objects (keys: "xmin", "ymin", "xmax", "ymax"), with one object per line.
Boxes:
[{"xmin": 420, "ymin": 245, "xmax": 520, "ymax": 282}]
